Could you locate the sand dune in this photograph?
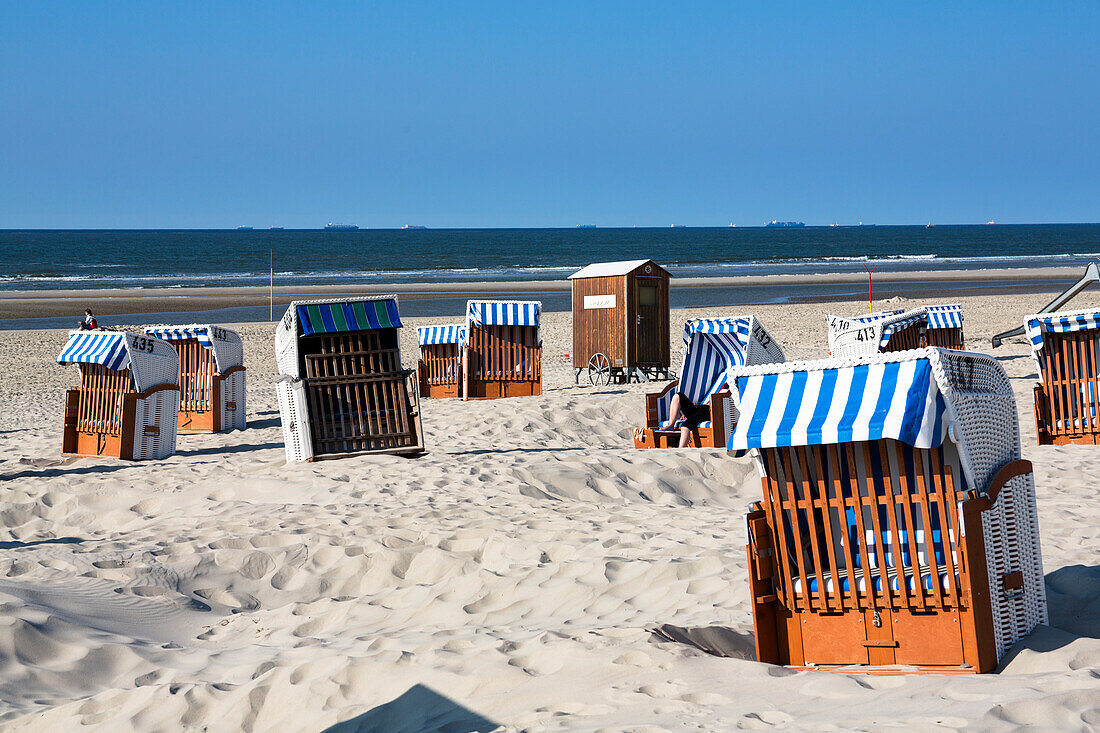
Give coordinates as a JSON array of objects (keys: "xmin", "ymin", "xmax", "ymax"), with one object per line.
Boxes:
[{"xmin": 0, "ymin": 292, "xmax": 1098, "ymax": 731}]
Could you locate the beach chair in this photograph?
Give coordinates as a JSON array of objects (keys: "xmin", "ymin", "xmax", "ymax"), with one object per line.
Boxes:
[
  {"xmin": 144, "ymin": 325, "xmax": 246, "ymax": 433},
  {"xmin": 275, "ymin": 296, "xmax": 425, "ymax": 462},
  {"xmin": 633, "ymin": 317, "xmax": 784, "ymax": 449},
  {"xmin": 728, "ymin": 348, "xmax": 1047, "ymax": 673},
  {"xmin": 462, "ymin": 300, "xmax": 542, "ymax": 400},
  {"xmin": 923, "ymin": 305, "xmax": 965, "ymax": 350},
  {"xmin": 1026, "ymin": 309, "xmax": 1100, "ymax": 445},
  {"xmin": 826, "ymin": 308, "xmax": 926, "ymax": 358},
  {"xmin": 416, "ymin": 324, "xmax": 465, "ymax": 399},
  {"xmin": 57, "ymin": 331, "xmax": 181, "ymax": 460}
]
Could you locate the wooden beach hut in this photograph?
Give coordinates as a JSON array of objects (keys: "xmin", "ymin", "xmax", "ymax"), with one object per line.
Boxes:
[
  {"xmin": 729, "ymin": 348, "xmax": 1046, "ymax": 673},
  {"xmin": 826, "ymin": 308, "xmax": 927, "ymax": 358},
  {"xmin": 634, "ymin": 316, "xmax": 784, "ymax": 449},
  {"xmin": 568, "ymin": 259, "xmax": 671, "ymax": 385},
  {"xmin": 144, "ymin": 325, "xmax": 246, "ymax": 433},
  {"xmin": 462, "ymin": 300, "xmax": 542, "ymax": 400},
  {"xmin": 417, "ymin": 324, "xmax": 465, "ymax": 399},
  {"xmin": 1026, "ymin": 309, "xmax": 1100, "ymax": 445},
  {"xmin": 923, "ymin": 304, "xmax": 965, "ymax": 350},
  {"xmin": 275, "ymin": 296, "xmax": 424, "ymax": 462},
  {"xmin": 57, "ymin": 331, "xmax": 181, "ymax": 460}
]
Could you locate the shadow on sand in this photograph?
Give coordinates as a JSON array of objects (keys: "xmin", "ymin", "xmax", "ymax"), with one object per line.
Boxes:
[
  {"xmin": 321, "ymin": 684, "xmax": 498, "ymax": 733},
  {"xmin": 651, "ymin": 624, "xmax": 756, "ymax": 659}
]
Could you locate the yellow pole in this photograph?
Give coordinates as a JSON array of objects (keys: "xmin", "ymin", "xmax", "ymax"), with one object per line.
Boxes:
[{"xmin": 269, "ymin": 248, "xmax": 273, "ymax": 321}]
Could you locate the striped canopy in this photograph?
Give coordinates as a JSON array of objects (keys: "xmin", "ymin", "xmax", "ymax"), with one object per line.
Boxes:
[
  {"xmin": 297, "ymin": 299, "xmax": 402, "ymax": 336},
  {"xmin": 728, "ymin": 357, "xmax": 948, "ymax": 452},
  {"xmin": 926, "ymin": 304, "xmax": 963, "ymax": 330},
  {"xmin": 879, "ymin": 310, "xmax": 926, "ymax": 348},
  {"xmin": 466, "ymin": 301, "xmax": 540, "ymax": 328},
  {"xmin": 418, "ymin": 324, "xmax": 466, "ymax": 346},
  {"xmin": 57, "ymin": 332, "xmax": 130, "ymax": 371},
  {"xmin": 1025, "ymin": 311, "xmax": 1100, "ymax": 352},
  {"xmin": 146, "ymin": 326, "xmax": 215, "ymax": 347},
  {"xmin": 679, "ymin": 318, "xmax": 755, "ymax": 404}
]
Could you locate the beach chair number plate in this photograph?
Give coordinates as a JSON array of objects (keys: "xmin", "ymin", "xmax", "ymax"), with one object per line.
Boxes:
[{"xmin": 132, "ymin": 336, "xmax": 157, "ymax": 353}]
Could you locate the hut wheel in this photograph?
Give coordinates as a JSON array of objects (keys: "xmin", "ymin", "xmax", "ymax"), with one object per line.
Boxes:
[{"xmin": 587, "ymin": 353, "xmax": 612, "ymax": 386}]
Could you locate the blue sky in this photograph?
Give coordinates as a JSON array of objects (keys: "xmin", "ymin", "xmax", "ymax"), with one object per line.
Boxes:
[{"xmin": 1, "ymin": 2, "xmax": 1097, "ymax": 228}]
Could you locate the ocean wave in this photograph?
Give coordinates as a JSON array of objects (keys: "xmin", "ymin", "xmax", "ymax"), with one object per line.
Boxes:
[{"xmin": 3, "ymin": 250, "xmax": 1100, "ymax": 290}]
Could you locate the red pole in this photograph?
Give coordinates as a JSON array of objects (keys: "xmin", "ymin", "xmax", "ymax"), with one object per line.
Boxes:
[{"xmin": 864, "ymin": 264, "xmax": 877, "ymax": 313}]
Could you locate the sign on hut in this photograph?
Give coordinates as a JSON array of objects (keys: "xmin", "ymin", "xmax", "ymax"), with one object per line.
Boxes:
[
  {"xmin": 275, "ymin": 296, "xmax": 425, "ymax": 462},
  {"xmin": 144, "ymin": 325, "xmax": 247, "ymax": 433},
  {"xmin": 462, "ymin": 300, "xmax": 542, "ymax": 399},
  {"xmin": 729, "ymin": 348, "xmax": 1046, "ymax": 673},
  {"xmin": 568, "ymin": 259, "xmax": 671, "ymax": 385},
  {"xmin": 416, "ymin": 324, "xmax": 465, "ymax": 399},
  {"xmin": 57, "ymin": 331, "xmax": 181, "ymax": 460}
]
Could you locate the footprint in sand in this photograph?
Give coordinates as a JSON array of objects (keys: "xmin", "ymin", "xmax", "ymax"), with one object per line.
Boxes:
[{"xmin": 737, "ymin": 710, "xmax": 796, "ymax": 729}]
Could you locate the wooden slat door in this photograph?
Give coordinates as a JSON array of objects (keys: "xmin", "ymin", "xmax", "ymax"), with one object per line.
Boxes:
[{"xmin": 634, "ymin": 277, "xmax": 663, "ymax": 366}]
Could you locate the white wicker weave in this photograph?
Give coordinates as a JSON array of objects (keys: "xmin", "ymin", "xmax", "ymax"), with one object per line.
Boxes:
[
  {"xmin": 132, "ymin": 388, "xmax": 180, "ymax": 460},
  {"xmin": 221, "ymin": 369, "xmax": 247, "ymax": 430},
  {"xmin": 826, "ymin": 308, "xmax": 927, "ymax": 358},
  {"xmin": 726, "ymin": 347, "xmax": 1047, "ymax": 662},
  {"xmin": 276, "ymin": 378, "xmax": 313, "ymax": 463}
]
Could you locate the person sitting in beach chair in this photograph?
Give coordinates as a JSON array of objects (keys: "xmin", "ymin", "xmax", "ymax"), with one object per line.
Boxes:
[
  {"xmin": 633, "ymin": 316, "xmax": 784, "ymax": 449},
  {"xmin": 659, "ymin": 391, "xmax": 714, "ymax": 448}
]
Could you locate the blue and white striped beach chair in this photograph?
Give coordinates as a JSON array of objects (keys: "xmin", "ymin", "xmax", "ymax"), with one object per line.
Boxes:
[
  {"xmin": 1025, "ymin": 308, "xmax": 1100, "ymax": 445},
  {"xmin": 462, "ymin": 300, "xmax": 542, "ymax": 400},
  {"xmin": 143, "ymin": 324, "xmax": 246, "ymax": 433},
  {"xmin": 826, "ymin": 308, "xmax": 927, "ymax": 358},
  {"xmin": 57, "ymin": 331, "xmax": 181, "ymax": 460},
  {"xmin": 417, "ymin": 324, "xmax": 466, "ymax": 399},
  {"xmin": 633, "ymin": 317, "xmax": 784, "ymax": 449},
  {"xmin": 728, "ymin": 347, "xmax": 1046, "ymax": 673},
  {"xmin": 923, "ymin": 304, "xmax": 965, "ymax": 350}
]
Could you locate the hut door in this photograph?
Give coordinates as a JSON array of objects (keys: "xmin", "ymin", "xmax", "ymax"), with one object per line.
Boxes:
[{"xmin": 634, "ymin": 277, "xmax": 662, "ymax": 365}]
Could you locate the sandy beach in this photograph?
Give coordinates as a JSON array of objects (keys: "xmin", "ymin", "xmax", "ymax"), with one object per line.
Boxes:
[{"xmin": 1, "ymin": 288, "xmax": 1098, "ymax": 731}]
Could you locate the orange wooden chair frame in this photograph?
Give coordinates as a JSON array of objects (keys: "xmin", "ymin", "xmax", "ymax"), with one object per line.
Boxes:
[
  {"xmin": 746, "ymin": 440, "xmax": 1031, "ymax": 674},
  {"xmin": 167, "ymin": 337, "xmax": 245, "ymax": 433},
  {"xmin": 464, "ymin": 323, "xmax": 541, "ymax": 399},
  {"xmin": 1033, "ymin": 328, "xmax": 1100, "ymax": 445},
  {"xmin": 62, "ymin": 363, "xmax": 179, "ymax": 460},
  {"xmin": 418, "ymin": 343, "xmax": 462, "ymax": 399}
]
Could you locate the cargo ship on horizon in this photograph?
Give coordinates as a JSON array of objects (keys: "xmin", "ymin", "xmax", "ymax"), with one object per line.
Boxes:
[{"xmin": 324, "ymin": 222, "xmax": 359, "ymax": 231}]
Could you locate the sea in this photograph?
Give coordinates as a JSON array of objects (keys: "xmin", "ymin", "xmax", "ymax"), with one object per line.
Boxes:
[{"xmin": 2, "ymin": 224, "xmax": 1098, "ymax": 327}]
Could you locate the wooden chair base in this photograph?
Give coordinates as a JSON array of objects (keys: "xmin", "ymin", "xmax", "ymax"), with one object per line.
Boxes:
[
  {"xmin": 632, "ymin": 427, "xmax": 718, "ymax": 449},
  {"xmin": 1034, "ymin": 386, "xmax": 1100, "ymax": 445},
  {"xmin": 421, "ymin": 382, "xmax": 460, "ymax": 399},
  {"xmin": 465, "ymin": 380, "xmax": 541, "ymax": 399},
  {"xmin": 62, "ymin": 428, "xmax": 126, "ymax": 459},
  {"xmin": 752, "ymin": 603, "xmax": 989, "ymax": 675}
]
